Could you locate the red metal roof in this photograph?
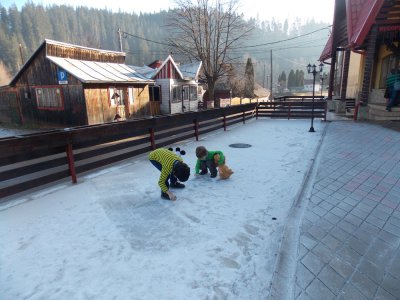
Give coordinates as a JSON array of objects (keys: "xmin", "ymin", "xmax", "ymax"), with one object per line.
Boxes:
[
  {"xmin": 347, "ymin": 0, "xmax": 384, "ymax": 47},
  {"xmin": 320, "ymin": 0, "xmax": 385, "ymax": 60},
  {"xmin": 319, "ymin": 34, "xmax": 333, "ymax": 62}
]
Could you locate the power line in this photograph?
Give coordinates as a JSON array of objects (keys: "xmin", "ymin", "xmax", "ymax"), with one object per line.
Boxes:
[
  {"xmin": 120, "ymin": 25, "xmax": 331, "ymax": 51},
  {"xmin": 233, "ymin": 26, "xmax": 331, "ymax": 49}
]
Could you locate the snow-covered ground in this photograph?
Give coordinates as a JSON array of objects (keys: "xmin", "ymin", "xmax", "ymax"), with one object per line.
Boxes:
[{"xmin": 0, "ymin": 118, "xmax": 325, "ymax": 299}]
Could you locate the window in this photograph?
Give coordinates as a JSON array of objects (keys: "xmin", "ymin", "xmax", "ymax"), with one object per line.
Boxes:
[
  {"xmin": 128, "ymin": 87, "xmax": 134, "ymax": 105},
  {"xmin": 182, "ymin": 86, "xmax": 189, "ymax": 101},
  {"xmin": 109, "ymin": 87, "xmax": 125, "ymax": 106},
  {"xmin": 172, "ymin": 86, "xmax": 182, "ymax": 102},
  {"xmin": 380, "ymin": 54, "xmax": 397, "ymax": 89},
  {"xmin": 35, "ymin": 87, "xmax": 63, "ymax": 110},
  {"xmin": 149, "ymin": 86, "xmax": 161, "ymax": 101},
  {"xmin": 190, "ymin": 85, "xmax": 197, "ymax": 101}
]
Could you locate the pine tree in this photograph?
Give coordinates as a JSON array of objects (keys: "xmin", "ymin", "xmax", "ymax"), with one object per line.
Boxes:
[{"xmin": 244, "ymin": 58, "xmax": 255, "ymax": 98}]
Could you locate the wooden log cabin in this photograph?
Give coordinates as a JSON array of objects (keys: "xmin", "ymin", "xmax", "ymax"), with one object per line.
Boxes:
[{"xmin": 1, "ymin": 39, "xmax": 157, "ymax": 127}]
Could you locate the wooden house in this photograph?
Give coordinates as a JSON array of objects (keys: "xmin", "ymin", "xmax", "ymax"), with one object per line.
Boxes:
[
  {"xmin": 320, "ymin": 0, "xmax": 400, "ymax": 120},
  {"xmin": 0, "ymin": 39, "xmax": 155, "ymax": 127},
  {"xmin": 135, "ymin": 55, "xmax": 202, "ymax": 114}
]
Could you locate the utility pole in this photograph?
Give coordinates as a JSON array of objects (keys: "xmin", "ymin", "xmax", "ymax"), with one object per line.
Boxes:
[
  {"xmin": 270, "ymin": 50, "xmax": 273, "ymax": 100},
  {"xmin": 19, "ymin": 43, "xmax": 24, "ymax": 66},
  {"xmin": 117, "ymin": 27, "xmax": 123, "ymax": 52},
  {"xmin": 263, "ymin": 63, "xmax": 266, "ymax": 88}
]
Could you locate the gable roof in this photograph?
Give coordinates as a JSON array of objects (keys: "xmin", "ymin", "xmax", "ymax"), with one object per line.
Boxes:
[
  {"xmin": 346, "ymin": 0, "xmax": 384, "ymax": 47},
  {"xmin": 47, "ymin": 56, "xmax": 153, "ymax": 84},
  {"xmin": 179, "ymin": 61, "xmax": 203, "ymax": 80},
  {"xmin": 151, "ymin": 55, "xmax": 183, "ymax": 79},
  {"xmin": 133, "ymin": 55, "xmax": 202, "ymax": 81},
  {"xmin": 10, "ymin": 39, "xmax": 126, "ymax": 85},
  {"xmin": 319, "ymin": 0, "xmax": 385, "ymax": 61}
]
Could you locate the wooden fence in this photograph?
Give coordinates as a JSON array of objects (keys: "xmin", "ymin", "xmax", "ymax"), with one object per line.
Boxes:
[
  {"xmin": 0, "ymin": 104, "xmax": 256, "ymax": 200},
  {"xmin": 256, "ymin": 100, "xmax": 327, "ymax": 121},
  {"xmin": 0, "ymin": 99, "xmax": 327, "ymax": 200}
]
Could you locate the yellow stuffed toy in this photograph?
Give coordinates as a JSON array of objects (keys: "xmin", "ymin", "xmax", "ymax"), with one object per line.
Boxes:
[{"xmin": 214, "ymin": 154, "xmax": 234, "ymax": 179}]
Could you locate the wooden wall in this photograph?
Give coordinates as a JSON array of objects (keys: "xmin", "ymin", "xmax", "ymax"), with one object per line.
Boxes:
[
  {"xmin": 0, "ymin": 88, "xmax": 21, "ymax": 124},
  {"xmin": 14, "ymin": 50, "xmax": 88, "ymax": 126},
  {"xmin": 46, "ymin": 43, "xmax": 125, "ymax": 63},
  {"xmin": 84, "ymin": 84, "xmax": 154, "ymax": 125}
]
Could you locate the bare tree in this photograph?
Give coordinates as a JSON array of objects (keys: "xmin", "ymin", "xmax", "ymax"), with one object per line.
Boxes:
[{"xmin": 167, "ymin": 0, "xmax": 252, "ymax": 101}]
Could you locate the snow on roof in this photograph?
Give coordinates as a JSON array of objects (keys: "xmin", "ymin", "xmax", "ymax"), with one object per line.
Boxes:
[
  {"xmin": 47, "ymin": 56, "xmax": 154, "ymax": 84},
  {"xmin": 179, "ymin": 61, "xmax": 202, "ymax": 80}
]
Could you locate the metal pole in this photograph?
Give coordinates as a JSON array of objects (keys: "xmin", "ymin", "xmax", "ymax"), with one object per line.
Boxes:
[{"xmin": 309, "ymin": 71, "xmax": 316, "ymax": 132}]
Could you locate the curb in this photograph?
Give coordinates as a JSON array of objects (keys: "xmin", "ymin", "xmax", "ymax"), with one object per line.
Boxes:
[{"xmin": 267, "ymin": 122, "xmax": 329, "ymax": 299}]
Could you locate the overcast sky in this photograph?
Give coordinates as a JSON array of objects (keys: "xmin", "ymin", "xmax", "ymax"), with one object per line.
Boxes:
[{"xmin": 2, "ymin": 0, "xmax": 335, "ymax": 23}]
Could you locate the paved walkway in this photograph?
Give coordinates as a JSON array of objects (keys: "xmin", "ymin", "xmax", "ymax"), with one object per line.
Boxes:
[{"xmin": 292, "ymin": 120, "xmax": 400, "ymax": 299}]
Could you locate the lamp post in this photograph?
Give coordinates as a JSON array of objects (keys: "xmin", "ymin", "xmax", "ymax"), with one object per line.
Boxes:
[
  {"xmin": 320, "ymin": 73, "xmax": 327, "ymax": 96},
  {"xmin": 307, "ymin": 62, "xmax": 324, "ymax": 132},
  {"xmin": 181, "ymin": 88, "xmax": 185, "ymax": 112}
]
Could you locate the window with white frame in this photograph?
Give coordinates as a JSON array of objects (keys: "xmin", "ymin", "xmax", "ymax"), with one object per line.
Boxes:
[
  {"xmin": 172, "ymin": 86, "xmax": 182, "ymax": 102},
  {"xmin": 190, "ymin": 85, "xmax": 197, "ymax": 101},
  {"xmin": 109, "ymin": 87, "xmax": 125, "ymax": 106},
  {"xmin": 35, "ymin": 87, "xmax": 63, "ymax": 110}
]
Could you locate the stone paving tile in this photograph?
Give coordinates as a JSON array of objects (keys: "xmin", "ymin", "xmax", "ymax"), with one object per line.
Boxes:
[
  {"xmin": 380, "ymin": 274, "xmax": 400, "ymax": 299},
  {"xmin": 306, "ymin": 278, "xmax": 335, "ymax": 300},
  {"xmin": 318, "ymin": 265, "xmax": 345, "ymax": 296},
  {"xmin": 375, "ymin": 287, "xmax": 398, "ymax": 300},
  {"xmin": 321, "ymin": 234, "xmax": 342, "ymax": 251},
  {"xmin": 338, "ymin": 283, "xmax": 369, "ymax": 300},
  {"xmin": 311, "ymin": 243, "xmax": 334, "ymax": 264},
  {"xmin": 293, "ymin": 122, "xmax": 400, "ymax": 300},
  {"xmin": 378, "ymin": 230, "xmax": 400, "ymax": 248},
  {"xmin": 358, "ymin": 259, "xmax": 385, "ymax": 285},
  {"xmin": 300, "ymin": 233, "xmax": 318, "ymax": 250},
  {"xmin": 301, "ymin": 251, "xmax": 325, "ymax": 276},
  {"xmin": 296, "ymin": 262, "xmax": 315, "ymax": 290},
  {"xmin": 388, "ymin": 252, "xmax": 400, "ymax": 280},
  {"xmin": 351, "ymin": 270, "xmax": 379, "ymax": 299},
  {"xmin": 324, "ymin": 212, "xmax": 341, "ymax": 225},
  {"xmin": 329, "ymin": 257, "xmax": 355, "ymax": 279}
]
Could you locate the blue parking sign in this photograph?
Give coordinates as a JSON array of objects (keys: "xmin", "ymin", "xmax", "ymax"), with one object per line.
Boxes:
[{"xmin": 58, "ymin": 69, "xmax": 68, "ymax": 84}]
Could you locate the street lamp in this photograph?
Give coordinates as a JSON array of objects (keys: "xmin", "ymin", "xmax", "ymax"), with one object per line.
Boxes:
[
  {"xmin": 320, "ymin": 73, "xmax": 328, "ymax": 96},
  {"xmin": 307, "ymin": 62, "xmax": 324, "ymax": 132}
]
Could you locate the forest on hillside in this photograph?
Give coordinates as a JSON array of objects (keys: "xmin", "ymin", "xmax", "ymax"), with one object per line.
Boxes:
[{"xmin": 0, "ymin": 3, "xmax": 331, "ymax": 87}]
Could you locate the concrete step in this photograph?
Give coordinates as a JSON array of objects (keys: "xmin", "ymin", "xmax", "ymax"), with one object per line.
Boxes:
[{"xmin": 368, "ymin": 104, "xmax": 400, "ymax": 120}]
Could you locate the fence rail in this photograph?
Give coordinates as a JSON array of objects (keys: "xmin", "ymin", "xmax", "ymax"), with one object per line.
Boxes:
[
  {"xmin": 256, "ymin": 100, "xmax": 327, "ymax": 121},
  {"xmin": 0, "ymin": 104, "xmax": 256, "ymax": 200},
  {"xmin": 0, "ymin": 100, "xmax": 326, "ymax": 200}
]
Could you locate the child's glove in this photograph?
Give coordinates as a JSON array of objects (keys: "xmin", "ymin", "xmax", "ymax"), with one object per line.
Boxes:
[{"xmin": 166, "ymin": 191, "xmax": 177, "ymax": 201}]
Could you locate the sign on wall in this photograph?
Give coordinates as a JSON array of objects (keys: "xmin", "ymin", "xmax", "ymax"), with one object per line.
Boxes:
[{"xmin": 57, "ymin": 69, "xmax": 68, "ymax": 84}]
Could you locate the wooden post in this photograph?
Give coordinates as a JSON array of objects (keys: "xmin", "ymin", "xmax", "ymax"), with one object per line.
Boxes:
[
  {"xmin": 242, "ymin": 111, "xmax": 245, "ymax": 124},
  {"xmin": 149, "ymin": 128, "xmax": 156, "ymax": 150},
  {"xmin": 256, "ymin": 104, "xmax": 259, "ymax": 120},
  {"xmin": 223, "ymin": 115, "xmax": 227, "ymax": 131},
  {"xmin": 194, "ymin": 119, "xmax": 199, "ymax": 140},
  {"xmin": 66, "ymin": 143, "xmax": 77, "ymax": 184}
]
